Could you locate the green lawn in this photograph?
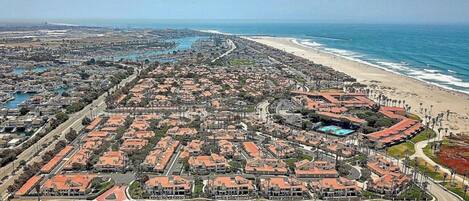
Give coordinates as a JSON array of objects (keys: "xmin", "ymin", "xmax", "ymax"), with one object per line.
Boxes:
[
  {"xmin": 407, "ymin": 113, "xmax": 422, "ymax": 121},
  {"xmin": 88, "ymin": 179, "xmax": 115, "ymax": 200},
  {"xmin": 387, "ymin": 128, "xmax": 437, "ymax": 159},
  {"xmin": 193, "ymin": 179, "xmax": 204, "ymax": 197},
  {"xmin": 410, "ymin": 128, "xmax": 436, "ymax": 144},
  {"xmin": 423, "ymin": 144, "xmax": 439, "ymax": 162},
  {"xmin": 387, "ymin": 141, "xmax": 415, "ymax": 158},
  {"xmin": 398, "ymin": 184, "xmax": 432, "ymax": 200},
  {"xmin": 129, "ymin": 181, "xmax": 147, "ymax": 199},
  {"xmin": 409, "ymin": 157, "xmax": 445, "ymax": 181},
  {"xmin": 229, "ymin": 59, "xmax": 254, "ymax": 65},
  {"xmin": 285, "ymin": 153, "xmax": 314, "ymax": 169},
  {"xmin": 442, "ymin": 182, "xmax": 469, "ymax": 201}
]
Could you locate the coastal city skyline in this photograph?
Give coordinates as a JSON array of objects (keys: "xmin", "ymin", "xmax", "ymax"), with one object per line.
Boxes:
[{"xmin": 0, "ymin": 1, "xmax": 468, "ymax": 201}]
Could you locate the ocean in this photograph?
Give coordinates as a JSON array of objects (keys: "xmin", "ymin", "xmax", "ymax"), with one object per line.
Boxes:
[{"xmin": 56, "ymin": 20, "xmax": 469, "ymax": 94}]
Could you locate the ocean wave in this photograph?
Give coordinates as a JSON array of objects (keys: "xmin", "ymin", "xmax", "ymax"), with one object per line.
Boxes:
[
  {"xmin": 292, "ymin": 39, "xmax": 322, "ymax": 48},
  {"xmin": 307, "ymin": 35, "xmax": 345, "ymax": 41},
  {"xmin": 423, "ymin": 69, "xmax": 440, "ymax": 73},
  {"xmin": 323, "ymin": 48, "xmax": 363, "ymax": 58},
  {"xmin": 409, "ymin": 69, "xmax": 469, "ymax": 88},
  {"xmin": 289, "ymin": 38, "xmax": 469, "ymax": 94},
  {"xmin": 198, "ymin": 29, "xmax": 231, "ymax": 35}
]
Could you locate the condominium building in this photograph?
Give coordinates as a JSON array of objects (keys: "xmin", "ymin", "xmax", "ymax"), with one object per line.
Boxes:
[
  {"xmin": 142, "ymin": 136, "xmax": 179, "ymax": 173},
  {"xmin": 41, "ymin": 174, "xmax": 97, "ymax": 196},
  {"xmin": 266, "ymin": 140, "xmax": 296, "ymax": 158},
  {"xmin": 294, "ymin": 160, "xmax": 339, "ymax": 178},
  {"xmin": 260, "ymin": 177, "xmax": 309, "ymax": 200},
  {"xmin": 188, "ymin": 153, "xmax": 230, "ymax": 174},
  {"xmin": 245, "ymin": 158, "xmax": 288, "ymax": 175},
  {"xmin": 144, "ymin": 176, "xmax": 192, "ymax": 199},
  {"xmin": 207, "ymin": 176, "xmax": 255, "ymax": 199},
  {"xmin": 310, "ymin": 177, "xmax": 361, "ymax": 199},
  {"xmin": 94, "ymin": 150, "xmax": 126, "ymax": 172}
]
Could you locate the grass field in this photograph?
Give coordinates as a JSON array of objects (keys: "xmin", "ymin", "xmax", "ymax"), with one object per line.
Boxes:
[
  {"xmin": 410, "ymin": 128, "xmax": 436, "ymax": 144},
  {"xmin": 409, "ymin": 157, "xmax": 445, "ymax": 181},
  {"xmin": 387, "ymin": 128, "xmax": 436, "ymax": 159},
  {"xmin": 387, "ymin": 141, "xmax": 415, "ymax": 158},
  {"xmin": 423, "ymin": 143, "xmax": 439, "ymax": 162},
  {"xmin": 442, "ymin": 182, "xmax": 469, "ymax": 201},
  {"xmin": 128, "ymin": 181, "xmax": 147, "ymax": 199}
]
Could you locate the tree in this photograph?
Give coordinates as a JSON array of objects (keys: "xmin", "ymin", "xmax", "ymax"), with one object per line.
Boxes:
[
  {"xmin": 55, "ymin": 112, "xmax": 69, "ymax": 124},
  {"xmin": 86, "ymin": 58, "xmax": 96, "ymax": 65},
  {"xmin": 19, "ymin": 107, "xmax": 29, "ymax": 115},
  {"xmin": 65, "ymin": 129, "xmax": 78, "ymax": 143},
  {"xmin": 82, "ymin": 117, "xmax": 91, "ymax": 125}
]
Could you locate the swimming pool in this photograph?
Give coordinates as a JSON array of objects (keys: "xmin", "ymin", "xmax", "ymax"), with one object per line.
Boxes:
[{"xmin": 317, "ymin": 125, "xmax": 355, "ymax": 136}]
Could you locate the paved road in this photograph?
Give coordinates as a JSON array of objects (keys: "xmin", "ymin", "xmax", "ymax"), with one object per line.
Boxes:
[
  {"xmin": 0, "ymin": 64, "xmax": 140, "ymax": 199},
  {"xmin": 413, "ymin": 136, "xmax": 469, "ymax": 187},
  {"xmin": 96, "ymin": 185, "xmax": 128, "ymax": 201},
  {"xmin": 164, "ymin": 145, "xmax": 182, "ymax": 176},
  {"xmin": 256, "ymin": 100, "xmax": 269, "ymax": 122},
  {"xmin": 211, "ymin": 39, "xmax": 236, "ymax": 63}
]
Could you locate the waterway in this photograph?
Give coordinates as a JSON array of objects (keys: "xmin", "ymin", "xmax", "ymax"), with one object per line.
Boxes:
[
  {"xmin": 3, "ymin": 92, "xmax": 36, "ymax": 109},
  {"xmin": 13, "ymin": 66, "xmax": 48, "ymax": 75},
  {"xmin": 114, "ymin": 36, "xmax": 204, "ymax": 61}
]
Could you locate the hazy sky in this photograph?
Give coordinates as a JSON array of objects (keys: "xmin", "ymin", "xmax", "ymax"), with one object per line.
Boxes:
[{"xmin": 2, "ymin": 0, "xmax": 469, "ymax": 24}]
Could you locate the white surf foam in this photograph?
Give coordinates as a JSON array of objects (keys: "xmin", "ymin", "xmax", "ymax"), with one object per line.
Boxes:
[
  {"xmin": 198, "ymin": 29, "xmax": 232, "ymax": 35},
  {"xmin": 289, "ymin": 37, "xmax": 469, "ymax": 94}
]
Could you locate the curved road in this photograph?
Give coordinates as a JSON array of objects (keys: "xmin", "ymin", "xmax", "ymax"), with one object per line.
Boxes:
[
  {"xmin": 211, "ymin": 39, "xmax": 236, "ymax": 63},
  {"xmin": 413, "ymin": 137, "xmax": 469, "ymax": 186}
]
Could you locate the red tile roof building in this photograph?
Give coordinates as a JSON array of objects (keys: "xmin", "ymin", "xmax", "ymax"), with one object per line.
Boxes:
[
  {"xmin": 367, "ymin": 118, "xmax": 423, "ymax": 148},
  {"xmin": 142, "ymin": 136, "xmax": 179, "ymax": 173},
  {"xmin": 243, "ymin": 141, "xmax": 263, "ymax": 158},
  {"xmin": 218, "ymin": 140, "xmax": 240, "ymax": 159},
  {"xmin": 207, "ymin": 176, "xmax": 255, "ymax": 199},
  {"xmin": 40, "ymin": 145, "xmax": 74, "ymax": 174},
  {"xmin": 366, "ymin": 157, "xmax": 410, "ymax": 195},
  {"xmin": 188, "ymin": 154, "xmax": 230, "ymax": 174},
  {"xmin": 260, "ymin": 177, "xmax": 309, "ymax": 200},
  {"xmin": 245, "ymin": 158, "xmax": 288, "ymax": 175},
  {"xmin": 120, "ymin": 138, "xmax": 148, "ymax": 153},
  {"xmin": 266, "ymin": 140, "xmax": 296, "ymax": 158},
  {"xmin": 15, "ymin": 175, "xmax": 43, "ymax": 196},
  {"xmin": 294, "ymin": 160, "xmax": 339, "ymax": 178},
  {"xmin": 94, "ymin": 150, "xmax": 126, "ymax": 172},
  {"xmin": 144, "ymin": 176, "xmax": 192, "ymax": 199},
  {"xmin": 310, "ymin": 177, "xmax": 361, "ymax": 199},
  {"xmin": 42, "ymin": 174, "xmax": 97, "ymax": 196}
]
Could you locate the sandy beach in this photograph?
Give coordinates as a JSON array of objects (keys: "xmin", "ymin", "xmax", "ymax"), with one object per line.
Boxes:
[{"xmin": 246, "ymin": 36, "xmax": 469, "ymax": 136}]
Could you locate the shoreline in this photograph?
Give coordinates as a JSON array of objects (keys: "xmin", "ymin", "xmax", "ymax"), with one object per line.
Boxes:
[
  {"xmin": 245, "ymin": 36, "xmax": 469, "ymax": 136},
  {"xmin": 288, "ymin": 38, "xmax": 469, "ymax": 96}
]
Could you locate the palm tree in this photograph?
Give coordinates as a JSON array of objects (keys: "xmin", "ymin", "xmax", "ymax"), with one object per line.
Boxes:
[
  {"xmin": 443, "ymin": 172, "xmax": 448, "ymax": 184},
  {"xmin": 450, "ymin": 169, "xmax": 456, "ymax": 185},
  {"xmin": 464, "ymin": 185, "xmax": 468, "ymax": 201}
]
